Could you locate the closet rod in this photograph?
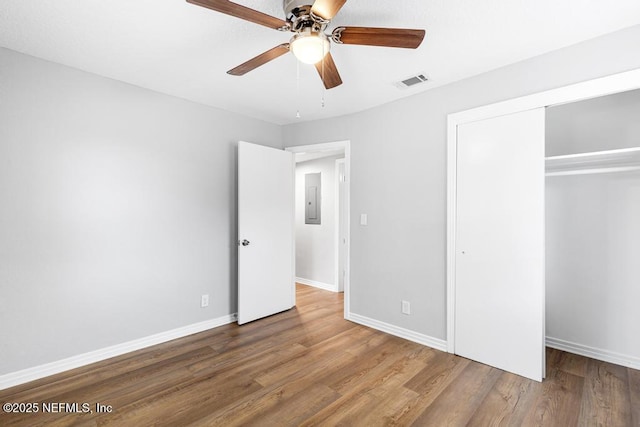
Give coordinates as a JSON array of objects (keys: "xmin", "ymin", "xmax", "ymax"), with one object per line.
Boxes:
[
  {"xmin": 546, "ymin": 146, "xmax": 640, "ymax": 176},
  {"xmin": 546, "ymin": 165, "xmax": 640, "ymax": 177}
]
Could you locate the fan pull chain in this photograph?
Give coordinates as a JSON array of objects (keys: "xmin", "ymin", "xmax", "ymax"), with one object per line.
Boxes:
[
  {"xmin": 321, "ymin": 42, "xmax": 326, "ymax": 108},
  {"xmin": 296, "ymin": 59, "xmax": 301, "ymax": 119}
]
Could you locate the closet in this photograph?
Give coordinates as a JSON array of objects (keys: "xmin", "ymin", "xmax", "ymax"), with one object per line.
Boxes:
[
  {"xmin": 447, "ymin": 70, "xmax": 640, "ymax": 382},
  {"xmin": 545, "ymin": 89, "xmax": 640, "ymax": 368}
]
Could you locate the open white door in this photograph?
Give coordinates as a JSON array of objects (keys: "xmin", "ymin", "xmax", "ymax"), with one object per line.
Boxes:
[
  {"xmin": 238, "ymin": 141, "xmax": 294, "ymax": 325},
  {"xmin": 455, "ymin": 108, "xmax": 545, "ymax": 381}
]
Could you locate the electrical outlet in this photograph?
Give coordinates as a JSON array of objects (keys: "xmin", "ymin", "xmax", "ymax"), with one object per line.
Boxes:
[
  {"xmin": 402, "ymin": 300, "xmax": 411, "ymax": 315},
  {"xmin": 201, "ymin": 294, "xmax": 209, "ymax": 308}
]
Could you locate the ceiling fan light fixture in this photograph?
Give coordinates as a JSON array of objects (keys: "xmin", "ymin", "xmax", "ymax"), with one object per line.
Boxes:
[{"xmin": 290, "ymin": 30, "xmax": 330, "ymax": 64}]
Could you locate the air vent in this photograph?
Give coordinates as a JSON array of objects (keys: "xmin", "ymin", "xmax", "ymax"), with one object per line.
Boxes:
[{"xmin": 395, "ymin": 74, "xmax": 429, "ymax": 89}]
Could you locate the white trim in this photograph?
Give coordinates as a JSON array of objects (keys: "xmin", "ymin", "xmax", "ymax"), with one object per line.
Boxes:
[
  {"xmin": 296, "ymin": 277, "xmax": 338, "ymax": 292},
  {"xmin": 449, "ymin": 69, "xmax": 640, "ymax": 125},
  {"xmin": 446, "ymin": 115, "xmax": 457, "ymax": 353},
  {"xmin": 290, "ymin": 151, "xmax": 297, "ymax": 309},
  {"xmin": 446, "ymin": 68, "xmax": 640, "ymax": 355},
  {"xmin": 546, "ymin": 337, "xmax": 640, "ymax": 370},
  {"xmin": 335, "ymin": 158, "xmax": 346, "ymax": 293},
  {"xmin": 344, "ymin": 144, "xmax": 350, "ymax": 319},
  {"xmin": 347, "ymin": 312, "xmax": 447, "ymax": 353},
  {"xmin": 0, "ymin": 314, "xmax": 236, "ymax": 391},
  {"xmin": 286, "ymin": 140, "xmax": 349, "ymax": 154},
  {"xmin": 286, "ymin": 141, "xmax": 351, "ymax": 318}
]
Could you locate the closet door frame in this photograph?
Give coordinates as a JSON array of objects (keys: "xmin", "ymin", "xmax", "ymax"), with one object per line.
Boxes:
[{"xmin": 446, "ymin": 69, "xmax": 640, "ymax": 355}]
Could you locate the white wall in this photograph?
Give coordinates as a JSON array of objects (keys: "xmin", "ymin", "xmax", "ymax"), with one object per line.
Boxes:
[
  {"xmin": 0, "ymin": 48, "xmax": 282, "ymax": 376},
  {"xmin": 546, "ymin": 172, "xmax": 640, "ymax": 360},
  {"xmin": 546, "ymin": 90, "xmax": 640, "ymax": 362},
  {"xmin": 295, "ymin": 156, "xmax": 342, "ymax": 290},
  {"xmin": 283, "ymin": 25, "xmax": 640, "ymax": 341}
]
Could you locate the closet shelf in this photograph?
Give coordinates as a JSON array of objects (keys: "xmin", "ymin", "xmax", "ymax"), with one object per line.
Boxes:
[{"xmin": 545, "ymin": 147, "xmax": 640, "ymax": 176}]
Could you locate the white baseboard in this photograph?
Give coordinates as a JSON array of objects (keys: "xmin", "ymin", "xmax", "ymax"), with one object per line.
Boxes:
[
  {"xmin": 0, "ymin": 314, "xmax": 237, "ymax": 391},
  {"xmin": 546, "ymin": 336, "xmax": 640, "ymax": 370},
  {"xmin": 347, "ymin": 312, "xmax": 447, "ymax": 352},
  {"xmin": 296, "ymin": 277, "xmax": 339, "ymax": 293}
]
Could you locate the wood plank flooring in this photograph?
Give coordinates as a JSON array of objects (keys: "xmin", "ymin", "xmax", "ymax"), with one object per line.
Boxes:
[{"xmin": 1, "ymin": 284, "xmax": 638, "ymax": 426}]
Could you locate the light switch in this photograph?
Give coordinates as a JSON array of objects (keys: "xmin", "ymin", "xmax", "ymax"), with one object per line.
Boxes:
[{"xmin": 360, "ymin": 214, "xmax": 368, "ymax": 226}]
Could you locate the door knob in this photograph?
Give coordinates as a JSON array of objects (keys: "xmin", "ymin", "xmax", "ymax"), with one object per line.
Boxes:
[{"xmin": 241, "ymin": 239, "xmax": 250, "ymax": 246}]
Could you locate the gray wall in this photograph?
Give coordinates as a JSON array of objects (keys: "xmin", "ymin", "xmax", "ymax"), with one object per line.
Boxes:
[
  {"xmin": 295, "ymin": 156, "xmax": 342, "ymax": 288},
  {"xmin": 283, "ymin": 25, "xmax": 640, "ymax": 340},
  {"xmin": 546, "ymin": 89, "xmax": 640, "ymax": 156},
  {"xmin": 2, "ymin": 24, "xmax": 640, "ymax": 378},
  {"xmin": 0, "ymin": 48, "xmax": 282, "ymax": 375}
]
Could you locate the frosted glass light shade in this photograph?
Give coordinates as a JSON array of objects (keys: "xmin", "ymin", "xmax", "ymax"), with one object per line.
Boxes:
[{"xmin": 290, "ymin": 31, "xmax": 330, "ymax": 64}]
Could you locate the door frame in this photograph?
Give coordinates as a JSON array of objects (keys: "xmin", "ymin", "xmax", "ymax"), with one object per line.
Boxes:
[
  {"xmin": 335, "ymin": 158, "xmax": 346, "ymax": 293},
  {"xmin": 446, "ymin": 69, "xmax": 640, "ymax": 353},
  {"xmin": 286, "ymin": 140, "xmax": 351, "ymax": 318}
]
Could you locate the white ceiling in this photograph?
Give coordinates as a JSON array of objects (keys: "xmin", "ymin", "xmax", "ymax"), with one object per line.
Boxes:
[{"xmin": 1, "ymin": 0, "xmax": 639, "ymax": 125}]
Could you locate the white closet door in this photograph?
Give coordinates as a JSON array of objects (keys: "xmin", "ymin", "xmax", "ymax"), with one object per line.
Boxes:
[{"xmin": 455, "ymin": 108, "xmax": 545, "ymax": 381}]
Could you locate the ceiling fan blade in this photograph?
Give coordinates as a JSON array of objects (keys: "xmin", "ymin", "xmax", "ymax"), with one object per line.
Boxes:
[
  {"xmin": 332, "ymin": 26, "xmax": 425, "ymax": 49},
  {"xmin": 311, "ymin": 0, "xmax": 347, "ymax": 21},
  {"xmin": 314, "ymin": 53, "xmax": 342, "ymax": 89},
  {"xmin": 227, "ymin": 44, "xmax": 290, "ymax": 76},
  {"xmin": 186, "ymin": 0, "xmax": 288, "ymax": 30}
]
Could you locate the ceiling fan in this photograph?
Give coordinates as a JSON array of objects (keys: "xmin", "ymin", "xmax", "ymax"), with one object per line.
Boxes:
[{"xmin": 186, "ymin": 0, "xmax": 426, "ymax": 89}]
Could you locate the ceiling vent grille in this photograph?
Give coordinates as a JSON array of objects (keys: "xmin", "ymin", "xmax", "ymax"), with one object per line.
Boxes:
[{"xmin": 395, "ymin": 74, "xmax": 429, "ymax": 89}]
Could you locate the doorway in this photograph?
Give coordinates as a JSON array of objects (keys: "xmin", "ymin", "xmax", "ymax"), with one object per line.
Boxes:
[{"xmin": 286, "ymin": 141, "xmax": 351, "ymax": 318}]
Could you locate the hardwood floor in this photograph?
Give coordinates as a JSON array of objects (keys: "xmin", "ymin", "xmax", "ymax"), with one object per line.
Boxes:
[{"xmin": 1, "ymin": 284, "xmax": 638, "ymax": 426}]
